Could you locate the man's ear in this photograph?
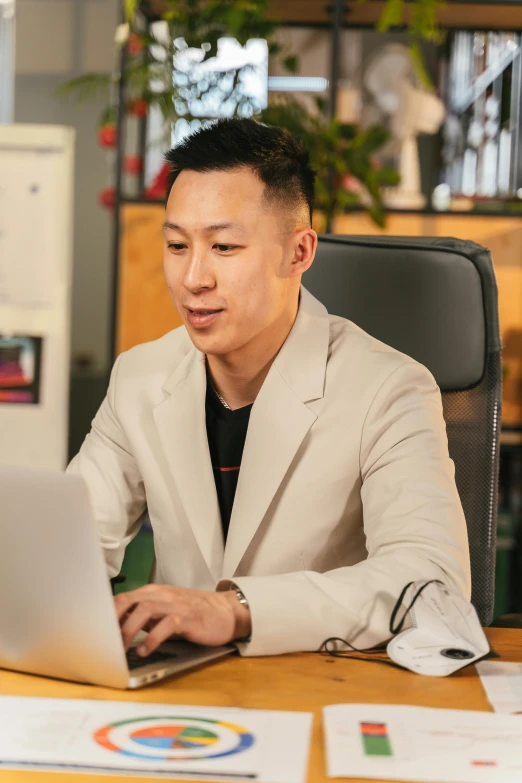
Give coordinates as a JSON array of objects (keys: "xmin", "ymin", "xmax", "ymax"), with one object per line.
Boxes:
[{"xmin": 289, "ymin": 228, "xmax": 318, "ymax": 278}]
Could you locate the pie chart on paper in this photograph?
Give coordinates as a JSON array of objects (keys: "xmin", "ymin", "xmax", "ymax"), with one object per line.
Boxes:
[
  {"xmin": 131, "ymin": 723, "xmax": 219, "ymax": 751},
  {"xmin": 94, "ymin": 715, "xmax": 255, "ymax": 761}
]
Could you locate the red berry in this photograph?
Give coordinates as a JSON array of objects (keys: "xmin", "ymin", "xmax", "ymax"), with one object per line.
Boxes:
[
  {"xmin": 98, "ymin": 124, "xmax": 117, "ymax": 148},
  {"xmin": 127, "ymin": 98, "xmax": 148, "ymax": 118},
  {"xmin": 128, "ymin": 33, "xmax": 143, "ymax": 56},
  {"xmin": 124, "ymin": 154, "xmax": 143, "ymax": 175},
  {"xmin": 99, "ymin": 186, "xmax": 116, "ymax": 209},
  {"xmin": 144, "ymin": 162, "xmax": 170, "ymax": 199},
  {"xmin": 343, "ymin": 174, "xmax": 363, "ymax": 194}
]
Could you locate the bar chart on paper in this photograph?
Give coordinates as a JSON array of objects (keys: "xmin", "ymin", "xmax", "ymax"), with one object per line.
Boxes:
[
  {"xmin": 359, "ymin": 722, "xmax": 393, "ymax": 757},
  {"xmin": 324, "ymin": 703, "xmax": 522, "ymax": 782}
]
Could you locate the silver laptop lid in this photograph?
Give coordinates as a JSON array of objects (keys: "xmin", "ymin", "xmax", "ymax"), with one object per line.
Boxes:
[{"xmin": 0, "ymin": 466, "xmax": 129, "ymax": 688}]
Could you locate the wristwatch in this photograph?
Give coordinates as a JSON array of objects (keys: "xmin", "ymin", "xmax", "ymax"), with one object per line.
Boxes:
[
  {"xmin": 231, "ymin": 584, "xmax": 249, "ymax": 607},
  {"xmin": 229, "ymin": 584, "xmax": 251, "ymax": 643}
]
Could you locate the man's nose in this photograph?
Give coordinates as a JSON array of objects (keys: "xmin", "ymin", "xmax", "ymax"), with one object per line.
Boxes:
[{"xmin": 183, "ymin": 256, "xmax": 214, "ymax": 292}]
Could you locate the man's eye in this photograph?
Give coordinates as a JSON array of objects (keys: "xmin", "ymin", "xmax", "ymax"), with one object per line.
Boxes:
[
  {"xmin": 215, "ymin": 244, "xmax": 235, "ymax": 252},
  {"xmin": 168, "ymin": 243, "xmax": 185, "ymax": 251}
]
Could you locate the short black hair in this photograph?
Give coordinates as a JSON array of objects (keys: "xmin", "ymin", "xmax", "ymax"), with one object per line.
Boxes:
[{"xmin": 164, "ymin": 117, "xmax": 315, "ymax": 228}]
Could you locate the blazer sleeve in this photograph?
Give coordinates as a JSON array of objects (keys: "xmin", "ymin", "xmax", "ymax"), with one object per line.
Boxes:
[
  {"xmin": 66, "ymin": 354, "xmax": 147, "ymax": 577},
  {"xmin": 218, "ymin": 360, "xmax": 472, "ymax": 657}
]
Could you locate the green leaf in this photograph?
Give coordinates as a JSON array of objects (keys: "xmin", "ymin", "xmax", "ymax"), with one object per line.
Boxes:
[
  {"xmin": 373, "ymin": 166, "xmax": 401, "ymax": 186},
  {"xmin": 100, "ymin": 105, "xmax": 117, "ymax": 127},
  {"xmin": 409, "ymin": 0, "xmax": 446, "ymax": 43},
  {"xmin": 351, "ymin": 125, "xmax": 391, "ymax": 155},
  {"xmin": 54, "ymin": 73, "xmax": 113, "ymax": 104},
  {"xmin": 283, "ymin": 55, "xmax": 299, "ymax": 74},
  {"xmin": 408, "ymin": 41, "xmax": 434, "ymax": 89},
  {"xmin": 337, "ymin": 190, "xmax": 361, "ymax": 209},
  {"xmin": 163, "ymin": 8, "xmax": 184, "ymax": 22},
  {"xmin": 124, "ymin": 0, "xmax": 139, "ymax": 22},
  {"xmin": 315, "ymin": 96, "xmax": 327, "ymax": 114},
  {"xmin": 337, "ymin": 123, "xmax": 357, "ymax": 141},
  {"xmin": 377, "ymin": 0, "xmax": 404, "ymax": 31},
  {"xmin": 368, "ymin": 204, "xmax": 386, "ymax": 228}
]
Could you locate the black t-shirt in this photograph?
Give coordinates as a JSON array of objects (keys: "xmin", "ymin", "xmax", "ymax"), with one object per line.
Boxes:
[{"xmin": 205, "ymin": 378, "xmax": 253, "ymax": 541}]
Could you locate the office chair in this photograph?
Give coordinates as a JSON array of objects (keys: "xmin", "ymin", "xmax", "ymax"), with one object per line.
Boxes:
[{"xmin": 303, "ymin": 235, "xmax": 502, "ymax": 626}]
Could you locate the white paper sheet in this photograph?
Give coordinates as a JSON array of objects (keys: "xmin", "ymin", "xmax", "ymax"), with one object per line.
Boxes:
[
  {"xmin": 323, "ymin": 703, "xmax": 522, "ymax": 783},
  {"xmin": 0, "ymin": 696, "xmax": 312, "ymax": 783},
  {"xmin": 477, "ymin": 661, "xmax": 522, "ymax": 714}
]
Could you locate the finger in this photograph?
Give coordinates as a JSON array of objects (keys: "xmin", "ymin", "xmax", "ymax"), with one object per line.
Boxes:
[
  {"xmin": 137, "ymin": 614, "xmax": 184, "ymax": 657},
  {"xmin": 114, "ymin": 585, "xmax": 165, "ymax": 620},
  {"xmin": 120, "ymin": 601, "xmax": 176, "ymax": 651},
  {"xmin": 120, "ymin": 602, "xmax": 161, "ymax": 650},
  {"xmin": 114, "ymin": 592, "xmax": 139, "ymax": 621},
  {"xmin": 143, "ymin": 617, "xmax": 161, "ymax": 633}
]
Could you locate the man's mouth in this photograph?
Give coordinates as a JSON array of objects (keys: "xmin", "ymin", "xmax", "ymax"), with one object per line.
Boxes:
[{"xmin": 184, "ymin": 307, "xmax": 224, "ymax": 329}]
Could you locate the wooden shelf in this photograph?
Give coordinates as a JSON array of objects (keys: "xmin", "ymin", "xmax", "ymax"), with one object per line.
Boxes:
[
  {"xmin": 121, "ymin": 197, "xmax": 522, "ymax": 220},
  {"xmin": 142, "ymin": 1, "xmax": 522, "ymax": 29},
  {"xmin": 267, "ymin": 1, "xmax": 522, "ymax": 28}
]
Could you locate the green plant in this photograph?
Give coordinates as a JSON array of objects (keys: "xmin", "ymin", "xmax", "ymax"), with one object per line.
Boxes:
[
  {"xmin": 362, "ymin": 0, "xmax": 446, "ymax": 88},
  {"xmin": 260, "ymin": 97, "xmax": 399, "ymax": 228},
  {"xmin": 57, "ymin": 1, "xmax": 298, "ymax": 127},
  {"xmin": 57, "ymin": 0, "xmax": 399, "ymax": 225},
  {"xmin": 372, "ymin": 0, "xmax": 445, "ymax": 41}
]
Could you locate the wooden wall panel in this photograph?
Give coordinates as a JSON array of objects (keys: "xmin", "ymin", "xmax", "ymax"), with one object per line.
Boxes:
[
  {"xmin": 116, "ymin": 203, "xmax": 182, "ymax": 355},
  {"xmin": 118, "ymin": 203, "xmax": 522, "ymax": 422}
]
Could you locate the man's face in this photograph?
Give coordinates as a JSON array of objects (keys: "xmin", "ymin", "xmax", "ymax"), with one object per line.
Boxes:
[{"xmin": 163, "ymin": 166, "xmax": 305, "ymax": 359}]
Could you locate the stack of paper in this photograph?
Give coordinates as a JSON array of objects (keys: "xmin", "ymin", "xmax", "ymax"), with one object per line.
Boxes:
[
  {"xmin": 477, "ymin": 661, "xmax": 522, "ymax": 714},
  {"xmin": 0, "ymin": 696, "xmax": 312, "ymax": 783},
  {"xmin": 323, "ymin": 703, "xmax": 522, "ymax": 782}
]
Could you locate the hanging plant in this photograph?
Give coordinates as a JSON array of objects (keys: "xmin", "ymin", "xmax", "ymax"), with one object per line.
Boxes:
[{"xmin": 56, "ymin": 0, "xmax": 406, "ymax": 225}]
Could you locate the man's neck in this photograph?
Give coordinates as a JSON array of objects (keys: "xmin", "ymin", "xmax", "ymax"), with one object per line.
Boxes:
[
  {"xmin": 207, "ymin": 358, "xmax": 271, "ymax": 410},
  {"xmin": 206, "ymin": 297, "xmax": 300, "ymax": 411}
]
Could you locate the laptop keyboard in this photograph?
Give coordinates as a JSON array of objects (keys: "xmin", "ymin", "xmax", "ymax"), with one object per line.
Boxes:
[{"xmin": 126, "ymin": 648, "xmax": 177, "ymax": 670}]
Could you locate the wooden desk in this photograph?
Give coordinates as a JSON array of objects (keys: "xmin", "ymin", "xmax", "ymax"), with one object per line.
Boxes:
[{"xmin": 1, "ymin": 628, "xmax": 521, "ymax": 783}]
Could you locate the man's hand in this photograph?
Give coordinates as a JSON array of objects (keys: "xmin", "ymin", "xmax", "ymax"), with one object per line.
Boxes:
[{"xmin": 114, "ymin": 584, "xmax": 251, "ymax": 657}]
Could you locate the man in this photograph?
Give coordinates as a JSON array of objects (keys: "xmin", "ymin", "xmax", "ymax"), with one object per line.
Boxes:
[{"xmin": 67, "ymin": 117, "xmax": 471, "ymax": 659}]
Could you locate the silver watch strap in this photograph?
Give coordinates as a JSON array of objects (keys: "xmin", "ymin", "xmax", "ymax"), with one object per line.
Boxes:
[
  {"xmin": 233, "ymin": 585, "xmax": 249, "ymax": 606},
  {"xmin": 230, "ymin": 584, "xmax": 251, "ymax": 643}
]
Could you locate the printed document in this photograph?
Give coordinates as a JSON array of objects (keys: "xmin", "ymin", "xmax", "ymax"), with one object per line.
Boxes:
[
  {"xmin": 324, "ymin": 703, "xmax": 522, "ymax": 782},
  {"xmin": 0, "ymin": 696, "xmax": 312, "ymax": 783}
]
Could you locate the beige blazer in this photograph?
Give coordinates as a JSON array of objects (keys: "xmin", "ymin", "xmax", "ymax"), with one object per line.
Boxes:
[{"xmin": 67, "ymin": 286, "xmax": 471, "ymax": 656}]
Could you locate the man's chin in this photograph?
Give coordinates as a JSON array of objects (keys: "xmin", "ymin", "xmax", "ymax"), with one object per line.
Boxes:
[{"xmin": 185, "ymin": 328, "xmax": 229, "ymax": 355}]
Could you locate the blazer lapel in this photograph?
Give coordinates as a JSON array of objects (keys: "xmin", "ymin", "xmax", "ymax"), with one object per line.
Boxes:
[
  {"xmin": 222, "ymin": 286, "xmax": 331, "ymax": 577},
  {"xmin": 153, "ymin": 346, "xmax": 224, "ymax": 582}
]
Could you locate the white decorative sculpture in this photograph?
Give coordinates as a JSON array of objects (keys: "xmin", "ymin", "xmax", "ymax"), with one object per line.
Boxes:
[{"xmin": 364, "ymin": 44, "xmax": 446, "ymax": 210}]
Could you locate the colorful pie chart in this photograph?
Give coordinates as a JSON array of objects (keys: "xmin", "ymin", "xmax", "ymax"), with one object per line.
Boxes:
[
  {"xmin": 94, "ymin": 715, "xmax": 255, "ymax": 761},
  {"xmin": 130, "ymin": 723, "xmax": 219, "ymax": 751}
]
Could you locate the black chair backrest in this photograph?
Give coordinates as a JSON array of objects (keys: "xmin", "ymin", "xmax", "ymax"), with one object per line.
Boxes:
[{"xmin": 304, "ymin": 235, "xmax": 502, "ymax": 625}]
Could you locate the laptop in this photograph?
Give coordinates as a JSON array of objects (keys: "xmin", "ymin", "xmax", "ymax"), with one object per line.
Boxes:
[{"xmin": 0, "ymin": 466, "xmax": 235, "ymax": 689}]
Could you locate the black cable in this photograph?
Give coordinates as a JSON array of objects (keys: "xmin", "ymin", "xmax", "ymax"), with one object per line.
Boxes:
[
  {"xmin": 320, "ymin": 637, "xmax": 406, "ymax": 671},
  {"xmin": 389, "ymin": 579, "xmax": 443, "ymax": 634},
  {"xmin": 318, "ymin": 579, "xmax": 444, "ymax": 669}
]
